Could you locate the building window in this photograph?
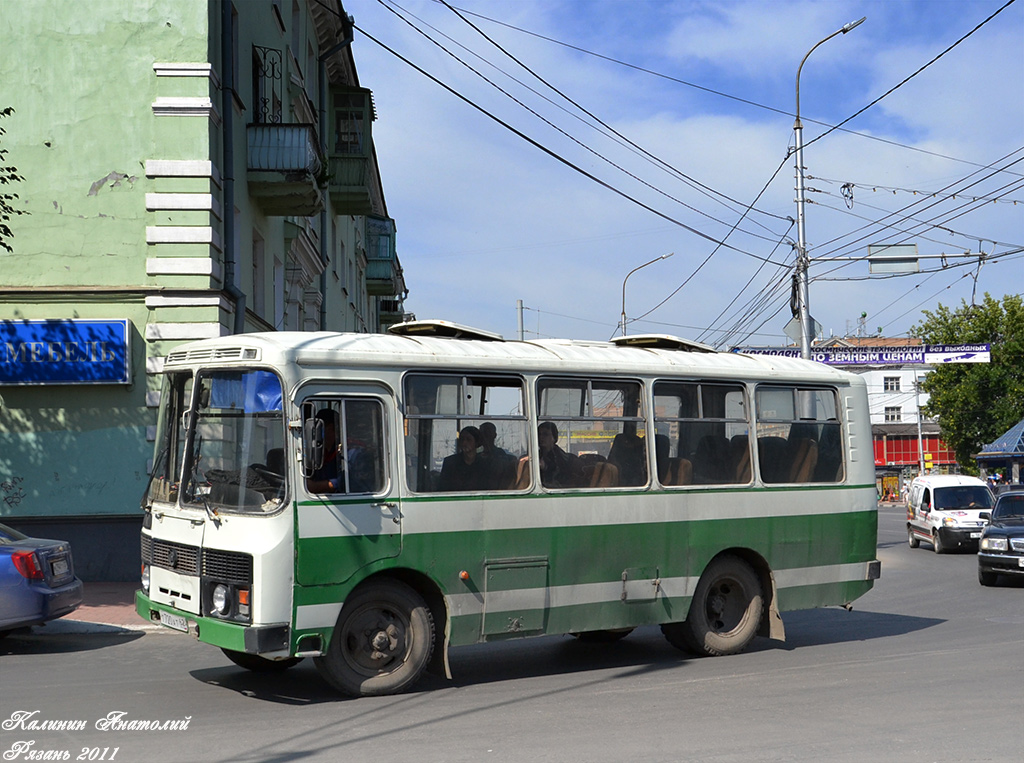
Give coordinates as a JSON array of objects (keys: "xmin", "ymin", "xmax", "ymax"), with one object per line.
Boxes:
[
  {"xmin": 884, "ymin": 406, "xmax": 902, "ymax": 423},
  {"xmin": 883, "ymin": 376, "xmax": 901, "ymax": 392}
]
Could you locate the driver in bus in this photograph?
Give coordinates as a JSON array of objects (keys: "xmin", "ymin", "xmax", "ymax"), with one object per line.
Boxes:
[{"xmin": 308, "ymin": 408, "xmax": 344, "ymax": 493}]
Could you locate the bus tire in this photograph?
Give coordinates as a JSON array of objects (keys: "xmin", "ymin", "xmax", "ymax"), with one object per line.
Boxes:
[
  {"xmin": 663, "ymin": 555, "xmax": 763, "ymax": 657},
  {"xmin": 315, "ymin": 580, "xmax": 434, "ymax": 697},
  {"xmin": 221, "ymin": 648, "xmax": 303, "ymax": 672},
  {"xmin": 907, "ymin": 527, "xmax": 920, "ymax": 549}
]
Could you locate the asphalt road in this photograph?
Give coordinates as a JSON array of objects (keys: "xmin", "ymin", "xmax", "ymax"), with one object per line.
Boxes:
[{"xmin": 2, "ymin": 505, "xmax": 1021, "ymax": 763}]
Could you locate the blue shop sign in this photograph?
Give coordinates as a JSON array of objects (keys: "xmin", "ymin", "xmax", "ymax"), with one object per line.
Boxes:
[{"xmin": 0, "ymin": 319, "xmax": 131, "ymax": 385}]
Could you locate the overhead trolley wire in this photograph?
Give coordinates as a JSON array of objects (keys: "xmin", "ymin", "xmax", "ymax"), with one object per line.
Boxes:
[
  {"xmin": 433, "ymin": 0, "xmax": 790, "ymax": 231},
  {"xmin": 376, "ymin": 0, "xmax": 788, "ymax": 245},
  {"xmin": 353, "ymin": 22, "xmax": 783, "ymax": 264},
  {"xmin": 804, "ymin": 0, "xmax": 1020, "ymax": 150},
  {"xmin": 442, "ymin": 0, "xmax": 1019, "ymax": 174}
]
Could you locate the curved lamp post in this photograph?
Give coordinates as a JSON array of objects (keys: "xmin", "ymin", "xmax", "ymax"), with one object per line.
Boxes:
[
  {"xmin": 619, "ymin": 252, "xmax": 674, "ymax": 336},
  {"xmin": 793, "ymin": 16, "xmax": 865, "ymax": 359}
]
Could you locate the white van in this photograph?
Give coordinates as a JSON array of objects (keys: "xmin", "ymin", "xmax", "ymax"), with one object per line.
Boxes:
[{"xmin": 906, "ymin": 474, "xmax": 995, "ymax": 553}]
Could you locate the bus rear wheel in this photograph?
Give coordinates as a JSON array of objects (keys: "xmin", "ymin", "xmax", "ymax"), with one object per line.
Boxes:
[
  {"xmin": 662, "ymin": 555, "xmax": 763, "ymax": 657},
  {"xmin": 315, "ymin": 580, "xmax": 434, "ymax": 697},
  {"xmin": 221, "ymin": 649, "xmax": 303, "ymax": 672}
]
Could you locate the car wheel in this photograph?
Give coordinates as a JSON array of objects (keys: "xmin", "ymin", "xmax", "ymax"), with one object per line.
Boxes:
[
  {"xmin": 931, "ymin": 531, "xmax": 945, "ymax": 554},
  {"xmin": 907, "ymin": 527, "xmax": 920, "ymax": 549},
  {"xmin": 314, "ymin": 579, "xmax": 434, "ymax": 697},
  {"xmin": 662, "ymin": 554, "xmax": 762, "ymax": 657},
  {"xmin": 978, "ymin": 568, "xmax": 998, "ymax": 587},
  {"xmin": 221, "ymin": 648, "xmax": 303, "ymax": 672}
]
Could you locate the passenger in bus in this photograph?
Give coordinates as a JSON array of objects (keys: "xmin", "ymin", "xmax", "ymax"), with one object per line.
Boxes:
[
  {"xmin": 308, "ymin": 409, "xmax": 344, "ymax": 493},
  {"xmin": 479, "ymin": 421, "xmax": 517, "ymax": 489},
  {"xmin": 538, "ymin": 421, "xmax": 581, "ymax": 488},
  {"xmin": 438, "ymin": 426, "xmax": 489, "ymax": 491}
]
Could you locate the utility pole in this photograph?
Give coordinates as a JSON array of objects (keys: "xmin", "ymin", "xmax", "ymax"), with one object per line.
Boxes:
[{"xmin": 793, "ymin": 16, "xmax": 865, "ymax": 358}]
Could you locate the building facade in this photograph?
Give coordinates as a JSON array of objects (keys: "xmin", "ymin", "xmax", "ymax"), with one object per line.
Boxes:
[{"xmin": 0, "ymin": 0, "xmax": 409, "ymax": 579}]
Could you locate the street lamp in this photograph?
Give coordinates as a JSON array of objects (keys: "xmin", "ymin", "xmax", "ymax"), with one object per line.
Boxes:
[
  {"xmin": 793, "ymin": 16, "xmax": 865, "ymax": 359},
  {"xmin": 619, "ymin": 253, "xmax": 674, "ymax": 336}
]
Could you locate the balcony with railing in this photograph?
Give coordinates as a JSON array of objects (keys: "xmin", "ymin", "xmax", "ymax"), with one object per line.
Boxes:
[
  {"xmin": 246, "ymin": 123, "xmax": 325, "ymax": 216},
  {"xmin": 365, "ymin": 216, "xmax": 404, "ymax": 296}
]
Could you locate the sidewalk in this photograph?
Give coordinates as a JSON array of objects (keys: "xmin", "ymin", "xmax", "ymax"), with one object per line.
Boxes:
[{"xmin": 46, "ymin": 581, "xmax": 159, "ymax": 634}]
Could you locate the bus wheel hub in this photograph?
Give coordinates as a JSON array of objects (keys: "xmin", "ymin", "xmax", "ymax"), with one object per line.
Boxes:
[{"xmin": 368, "ymin": 624, "xmax": 401, "ymax": 659}]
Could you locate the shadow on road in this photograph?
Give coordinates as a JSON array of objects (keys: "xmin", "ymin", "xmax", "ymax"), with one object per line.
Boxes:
[
  {"xmin": 187, "ymin": 605, "xmax": 943, "ymax": 704},
  {"xmin": 1, "ymin": 626, "xmax": 143, "ymax": 655}
]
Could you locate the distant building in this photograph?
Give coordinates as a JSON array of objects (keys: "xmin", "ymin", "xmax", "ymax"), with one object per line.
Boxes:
[
  {"xmin": 0, "ymin": 0, "xmax": 410, "ymax": 579},
  {"xmin": 812, "ymin": 337, "xmax": 956, "ymax": 501},
  {"xmin": 734, "ymin": 336, "xmax": 966, "ymax": 501}
]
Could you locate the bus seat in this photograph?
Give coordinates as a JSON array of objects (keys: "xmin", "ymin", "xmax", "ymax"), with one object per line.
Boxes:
[
  {"xmin": 757, "ymin": 437, "xmax": 788, "ymax": 483},
  {"xmin": 665, "ymin": 457, "xmax": 692, "ymax": 486},
  {"xmin": 265, "ymin": 448, "xmax": 285, "ymax": 475},
  {"xmin": 789, "ymin": 438, "xmax": 818, "ymax": 483},
  {"xmin": 730, "ymin": 436, "xmax": 751, "ymax": 483},
  {"xmin": 589, "ymin": 461, "xmax": 619, "ymax": 488},
  {"xmin": 734, "ymin": 447, "xmax": 751, "ymax": 483},
  {"xmin": 693, "ymin": 434, "xmax": 730, "ymax": 483},
  {"xmin": 608, "ymin": 432, "xmax": 646, "ymax": 486}
]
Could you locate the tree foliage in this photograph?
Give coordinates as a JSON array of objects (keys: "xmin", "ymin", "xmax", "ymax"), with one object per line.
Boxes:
[
  {"xmin": 1, "ymin": 106, "xmax": 28, "ymax": 253},
  {"xmin": 913, "ymin": 293, "xmax": 1024, "ymax": 474}
]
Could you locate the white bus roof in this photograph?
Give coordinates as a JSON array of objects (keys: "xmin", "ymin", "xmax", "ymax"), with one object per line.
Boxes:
[{"xmin": 164, "ymin": 324, "xmax": 860, "ymax": 386}]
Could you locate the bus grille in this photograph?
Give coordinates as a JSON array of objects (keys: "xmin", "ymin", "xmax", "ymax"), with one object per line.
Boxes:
[
  {"xmin": 142, "ymin": 536, "xmax": 252, "ymax": 583},
  {"xmin": 145, "ymin": 538, "xmax": 201, "ymax": 576},
  {"xmin": 203, "ymin": 549, "xmax": 253, "ymax": 584}
]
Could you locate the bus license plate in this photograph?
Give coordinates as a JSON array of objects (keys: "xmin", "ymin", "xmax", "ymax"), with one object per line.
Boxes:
[
  {"xmin": 159, "ymin": 611, "xmax": 189, "ymax": 632},
  {"xmin": 51, "ymin": 558, "xmax": 69, "ymax": 576},
  {"xmin": 970, "ymin": 532, "xmax": 982, "ymax": 539}
]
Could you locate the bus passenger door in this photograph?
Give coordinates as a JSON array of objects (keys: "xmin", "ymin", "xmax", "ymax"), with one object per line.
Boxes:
[{"xmin": 295, "ymin": 391, "xmax": 401, "ymax": 586}]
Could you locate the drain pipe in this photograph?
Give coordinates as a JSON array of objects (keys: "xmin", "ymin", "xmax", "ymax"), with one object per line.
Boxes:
[
  {"xmin": 318, "ymin": 11, "xmax": 355, "ymax": 331},
  {"xmin": 222, "ymin": 0, "xmax": 247, "ymax": 334}
]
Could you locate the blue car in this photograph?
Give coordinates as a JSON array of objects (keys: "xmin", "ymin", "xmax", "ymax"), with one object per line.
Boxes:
[{"xmin": 0, "ymin": 522, "xmax": 84, "ymax": 636}]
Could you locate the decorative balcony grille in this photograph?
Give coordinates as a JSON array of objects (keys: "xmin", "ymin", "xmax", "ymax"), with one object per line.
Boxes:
[{"xmin": 252, "ymin": 46, "xmax": 283, "ymax": 124}]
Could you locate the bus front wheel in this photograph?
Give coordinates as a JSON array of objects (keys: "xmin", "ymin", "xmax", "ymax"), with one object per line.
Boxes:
[
  {"xmin": 662, "ymin": 555, "xmax": 763, "ymax": 657},
  {"xmin": 315, "ymin": 580, "xmax": 435, "ymax": 697}
]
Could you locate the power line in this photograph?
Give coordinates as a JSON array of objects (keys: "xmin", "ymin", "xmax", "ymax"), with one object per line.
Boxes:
[
  {"xmin": 806, "ymin": 0, "xmax": 1020, "ymax": 148},
  {"xmin": 442, "ymin": 0, "xmax": 1019, "ymax": 174},
  {"xmin": 353, "ymin": 22, "xmax": 783, "ymax": 264},
  {"xmin": 376, "ymin": 0, "xmax": 789, "ymax": 244}
]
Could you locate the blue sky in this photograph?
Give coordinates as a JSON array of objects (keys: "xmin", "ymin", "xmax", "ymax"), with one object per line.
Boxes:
[{"xmin": 351, "ymin": 0, "xmax": 1024, "ymax": 345}]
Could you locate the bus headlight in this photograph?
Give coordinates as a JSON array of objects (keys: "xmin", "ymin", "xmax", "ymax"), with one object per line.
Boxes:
[
  {"xmin": 212, "ymin": 584, "xmax": 230, "ymax": 615},
  {"xmin": 141, "ymin": 564, "xmax": 150, "ymax": 594}
]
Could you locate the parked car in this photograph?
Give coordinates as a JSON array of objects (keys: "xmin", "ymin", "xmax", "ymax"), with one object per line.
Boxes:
[
  {"xmin": 906, "ymin": 474, "xmax": 995, "ymax": 553},
  {"xmin": 978, "ymin": 491, "xmax": 1024, "ymax": 586},
  {"xmin": 0, "ymin": 522, "xmax": 84, "ymax": 636}
]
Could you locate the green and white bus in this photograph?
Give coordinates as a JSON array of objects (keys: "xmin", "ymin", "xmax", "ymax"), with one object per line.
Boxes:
[{"xmin": 137, "ymin": 320, "xmax": 880, "ymax": 696}]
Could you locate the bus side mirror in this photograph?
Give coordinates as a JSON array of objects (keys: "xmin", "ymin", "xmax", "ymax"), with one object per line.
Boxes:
[{"xmin": 303, "ymin": 418, "xmax": 325, "ymax": 478}]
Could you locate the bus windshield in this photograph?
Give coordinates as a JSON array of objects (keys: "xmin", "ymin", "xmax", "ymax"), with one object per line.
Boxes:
[{"xmin": 150, "ymin": 369, "xmax": 288, "ymax": 514}]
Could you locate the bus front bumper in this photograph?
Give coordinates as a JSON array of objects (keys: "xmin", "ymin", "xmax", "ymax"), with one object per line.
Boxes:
[{"xmin": 135, "ymin": 591, "xmax": 290, "ymax": 654}]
